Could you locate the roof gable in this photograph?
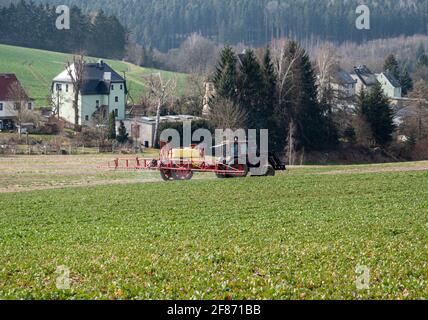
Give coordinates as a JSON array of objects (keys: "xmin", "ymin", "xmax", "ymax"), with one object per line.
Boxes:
[
  {"xmin": 382, "ymin": 71, "xmax": 401, "ymax": 88},
  {"xmin": 0, "ymin": 73, "xmax": 29, "ymax": 101},
  {"xmin": 52, "ymin": 61, "xmax": 127, "ymax": 95},
  {"xmin": 353, "ymin": 65, "xmax": 378, "ymax": 86}
]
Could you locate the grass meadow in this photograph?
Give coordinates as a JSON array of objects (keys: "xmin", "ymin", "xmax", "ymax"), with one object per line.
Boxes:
[
  {"xmin": 0, "ymin": 156, "xmax": 426, "ymax": 299},
  {"xmin": 0, "ymin": 44, "xmax": 188, "ymax": 106}
]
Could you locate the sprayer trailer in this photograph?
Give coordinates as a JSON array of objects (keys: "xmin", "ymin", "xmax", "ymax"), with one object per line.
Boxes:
[{"xmin": 99, "ymin": 141, "xmax": 286, "ymax": 181}]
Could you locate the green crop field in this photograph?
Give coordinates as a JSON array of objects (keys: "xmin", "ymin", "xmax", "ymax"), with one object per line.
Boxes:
[
  {"xmin": 0, "ymin": 44, "xmax": 188, "ymax": 106},
  {"xmin": 0, "ymin": 157, "xmax": 427, "ymax": 300}
]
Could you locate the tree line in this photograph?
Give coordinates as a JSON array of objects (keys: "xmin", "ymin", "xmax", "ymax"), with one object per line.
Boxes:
[
  {"xmin": 0, "ymin": 0, "xmax": 127, "ymax": 58},
  {"xmin": 32, "ymin": 0, "xmax": 428, "ymax": 52},
  {"xmin": 206, "ymin": 41, "xmax": 400, "ymax": 163}
]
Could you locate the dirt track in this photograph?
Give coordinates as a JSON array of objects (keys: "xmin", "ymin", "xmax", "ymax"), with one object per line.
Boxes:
[{"xmin": 0, "ymin": 155, "xmax": 427, "ymax": 193}]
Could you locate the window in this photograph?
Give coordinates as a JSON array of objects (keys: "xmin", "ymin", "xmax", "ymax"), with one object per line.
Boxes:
[
  {"xmin": 96, "ymin": 100, "xmax": 100, "ymax": 108},
  {"xmin": 13, "ymin": 103, "xmax": 19, "ymax": 110},
  {"xmin": 28, "ymin": 102, "xmax": 32, "ymax": 110},
  {"xmin": 56, "ymin": 83, "xmax": 62, "ymax": 92},
  {"xmin": 85, "ymin": 115, "xmax": 89, "ymax": 121},
  {"xmin": 115, "ymin": 96, "xmax": 119, "ymax": 103},
  {"xmin": 65, "ymin": 84, "xmax": 69, "ymax": 93},
  {"xmin": 0, "ymin": 103, "xmax": 3, "ymax": 111},
  {"xmin": 120, "ymin": 84, "xmax": 123, "ymax": 90},
  {"xmin": 114, "ymin": 109, "xmax": 118, "ymax": 117},
  {"xmin": 111, "ymin": 84, "xmax": 114, "ymax": 90}
]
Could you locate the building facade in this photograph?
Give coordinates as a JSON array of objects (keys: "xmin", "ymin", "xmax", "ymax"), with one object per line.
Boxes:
[
  {"xmin": 52, "ymin": 60, "xmax": 127, "ymax": 126},
  {"xmin": 0, "ymin": 74, "xmax": 33, "ymax": 130}
]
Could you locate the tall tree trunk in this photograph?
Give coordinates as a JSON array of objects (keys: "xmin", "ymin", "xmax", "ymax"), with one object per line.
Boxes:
[
  {"xmin": 73, "ymin": 91, "xmax": 80, "ymax": 132},
  {"xmin": 153, "ymin": 99, "xmax": 162, "ymax": 148},
  {"xmin": 287, "ymin": 119, "xmax": 296, "ymax": 166}
]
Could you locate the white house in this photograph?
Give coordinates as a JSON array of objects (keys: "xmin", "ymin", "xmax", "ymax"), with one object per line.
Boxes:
[
  {"xmin": 351, "ymin": 65, "xmax": 378, "ymax": 95},
  {"xmin": 0, "ymin": 74, "xmax": 33, "ymax": 130},
  {"xmin": 330, "ymin": 69, "xmax": 357, "ymax": 98},
  {"xmin": 376, "ymin": 71, "xmax": 402, "ymax": 99},
  {"xmin": 52, "ymin": 60, "xmax": 127, "ymax": 126}
]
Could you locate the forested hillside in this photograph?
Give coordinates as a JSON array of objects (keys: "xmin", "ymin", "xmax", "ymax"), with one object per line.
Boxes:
[
  {"xmin": 0, "ymin": 1, "xmax": 127, "ymax": 58},
  {"xmin": 31, "ymin": 0, "xmax": 428, "ymax": 52}
]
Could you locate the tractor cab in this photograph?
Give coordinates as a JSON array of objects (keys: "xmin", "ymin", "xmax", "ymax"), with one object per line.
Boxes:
[{"xmin": 212, "ymin": 138, "xmax": 286, "ymax": 177}]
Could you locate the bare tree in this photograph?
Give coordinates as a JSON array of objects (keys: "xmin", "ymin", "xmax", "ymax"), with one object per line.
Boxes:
[
  {"xmin": 208, "ymin": 97, "xmax": 247, "ymax": 130},
  {"xmin": 315, "ymin": 43, "xmax": 339, "ymax": 98},
  {"xmin": 143, "ymin": 73, "xmax": 177, "ymax": 147},
  {"xmin": 65, "ymin": 54, "xmax": 86, "ymax": 132},
  {"xmin": 270, "ymin": 38, "xmax": 304, "ymax": 165},
  {"xmin": 408, "ymin": 80, "xmax": 428, "ymax": 139}
]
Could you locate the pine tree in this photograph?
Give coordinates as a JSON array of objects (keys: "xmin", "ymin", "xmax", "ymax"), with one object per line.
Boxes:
[
  {"xmin": 212, "ymin": 46, "xmax": 238, "ymax": 102},
  {"xmin": 383, "ymin": 54, "xmax": 400, "ymax": 79},
  {"xmin": 260, "ymin": 47, "xmax": 279, "ymax": 150},
  {"xmin": 237, "ymin": 49, "xmax": 265, "ymax": 129},
  {"xmin": 399, "ymin": 67, "xmax": 413, "ymax": 96},
  {"xmin": 363, "ymin": 83, "xmax": 395, "ymax": 147},
  {"xmin": 116, "ymin": 120, "xmax": 129, "ymax": 143},
  {"xmin": 297, "ymin": 50, "xmax": 338, "ymax": 151},
  {"xmin": 108, "ymin": 111, "xmax": 116, "ymax": 140}
]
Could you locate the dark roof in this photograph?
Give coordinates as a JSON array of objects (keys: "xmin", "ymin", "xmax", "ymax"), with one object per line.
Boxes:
[
  {"xmin": 0, "ymin": 74, "xmax": 30, "ymax": 101},
  {"xmin": 333, "ymin": 69, "xmax": 357, "ymax": 85},
  {"xmin": 383, "ymin": 70, "xmax": 401, "ymax": 88},
  {"xmin": 81, "ymin": 62, "xmax": 127, "ymax": 95},
  {"xmin": 353, "ymin": 65, "xmax": 378, "ymax": 86}
]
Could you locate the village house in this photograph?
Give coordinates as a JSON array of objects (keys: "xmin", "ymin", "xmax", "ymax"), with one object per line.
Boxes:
[
  {"xmin": 330, "ymin": 69, "xmax": 357, "ymax": 99},
  {"xmin": 120, "ymin": 115, "xmax": 200, "ymax": 148},
  {"xmin": 376, "ymin": 71, "xmax": 402, "ymax": 99},
  {"xmin": 0, "ymin": 73, "xmax": 33, "ymax": 130},
  {"xmin": 351, "ymin": 65, "xmax": 379, "ymax": 95},
  {"xmin": 52, "ymin": 60, "xmax": 127, "ymax": 126}
]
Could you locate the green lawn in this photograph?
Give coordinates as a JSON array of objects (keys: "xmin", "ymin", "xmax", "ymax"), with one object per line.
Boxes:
[
  {"xmin": 0, "ymin": 44, "xmax": 188, "ymax": 106},
  {"xmin": 0, "ymin": 164, "xmax": 426, "ymax": 300}
]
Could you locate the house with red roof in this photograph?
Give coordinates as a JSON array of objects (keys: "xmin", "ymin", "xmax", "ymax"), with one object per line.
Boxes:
[{"xmin": 0, "ymin": 74, "xmax": 33, "ymax": 130}]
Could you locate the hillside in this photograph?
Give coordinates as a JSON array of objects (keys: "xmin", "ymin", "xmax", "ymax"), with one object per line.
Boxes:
[
  {"xmin": 32, "ymin": 0, "xmax": 428, "ymax": 52},
  {"xmin": 0, "ymin": 44, "xmax": 188, "ymax": 106}
]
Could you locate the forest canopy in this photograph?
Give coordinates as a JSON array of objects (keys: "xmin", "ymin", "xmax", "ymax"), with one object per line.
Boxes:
[{"xmin": 29, "ymin": 0, "xmax": 428, "ymax": 52}]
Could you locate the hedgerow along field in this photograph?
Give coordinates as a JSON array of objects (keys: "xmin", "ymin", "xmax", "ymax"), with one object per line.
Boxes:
[
  {"xmin": 0, "ymin": 159, "xmax": 427, "ymax": 299},
  {"xmin": 0, "ymin": 44, "xmax": 188, "ymax": 106}
]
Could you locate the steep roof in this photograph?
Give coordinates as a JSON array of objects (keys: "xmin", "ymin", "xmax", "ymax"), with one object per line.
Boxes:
[
  {"xmin": 353, "ymin": 65, "xmax": 378, "ymax": 86},
  {"xmin": 0, "ymin": 74, "xmax": 30, "ymax": 101},
  {"xmin": 333, "ymin": 69, "xmax": 357, "ymax": 85},
  {"xmin": 382, "ymin": 70, "xmax": 401, "ymax": 88},
  {"xmin": 52, "ymin": 61, "xmax": 127, "ymax": 95}
]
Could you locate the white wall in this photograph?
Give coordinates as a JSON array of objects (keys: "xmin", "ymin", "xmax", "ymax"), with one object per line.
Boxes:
[
  {"xmin": 53, "ymin": 80, "xmax": 126, "ymax": 126},
  {"xmin": 108, "ymin": 82, "xmax": 126, "ymax": 120},
  {"xmin": 0, "ymin": 101, "xmax": 17, "ymax": 118}
]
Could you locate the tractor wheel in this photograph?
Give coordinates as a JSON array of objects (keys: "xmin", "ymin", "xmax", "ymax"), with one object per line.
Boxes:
[
  {"xmin": 215, "ymin": 164, "xmax": 228, "ymax": 179},
  {"xmin": 172, "ymin": 169, "xmax": 194, "ymax": 181},
  {"xmin": 230, "ymin": 164, "xmax": 249, "ymax": 178},
  {"xmin": 160, "ymin": 169, "xmax": 174, "ymax": 181},
  {"xmin": 266, "ymin": 165, "xmax": 276, "ymax": 177}
]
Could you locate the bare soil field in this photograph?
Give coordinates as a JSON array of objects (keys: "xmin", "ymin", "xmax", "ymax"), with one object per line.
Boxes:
[{"xmin": 1, "ymin": 154, "xmax": 427, "ymax": 193}]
